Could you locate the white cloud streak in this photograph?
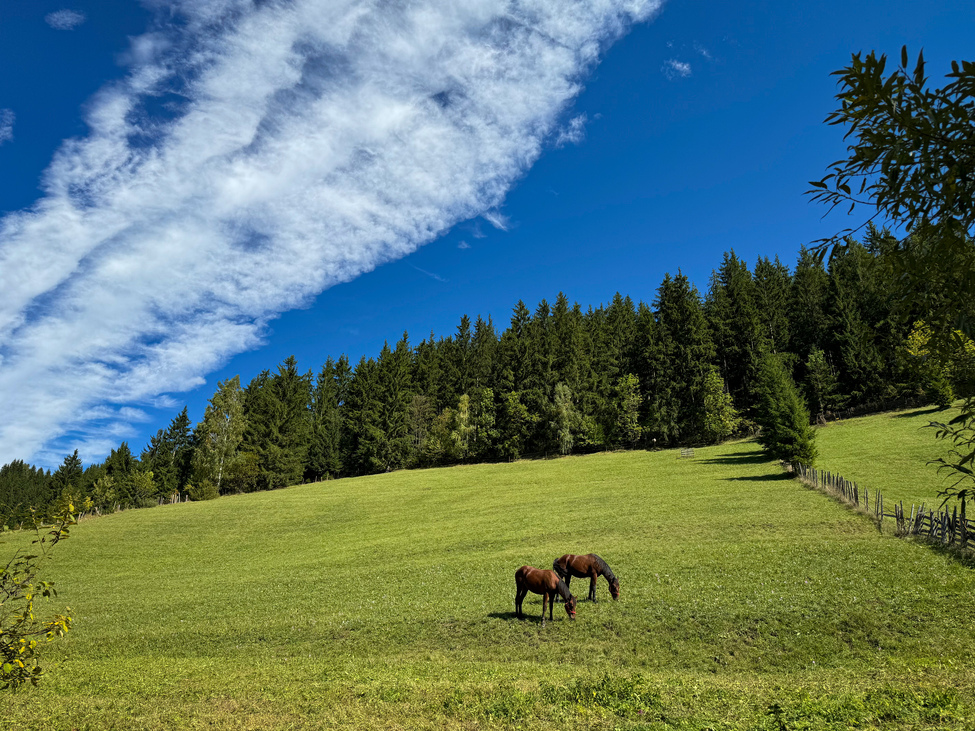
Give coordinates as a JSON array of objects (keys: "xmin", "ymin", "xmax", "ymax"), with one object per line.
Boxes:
[
  {"xmin": 0, "ymin": 110, "xmax": 13, "ymax": 145},
  {"xmin": 0, "ymin": 0, "xmax": 662, "ymax": 465},
  {"xmin": 45, "ymin": 10, "xmax": 87, "ymax": 30},
  {"xmin": 662, "ymin": 58, "xmax": 691, "ymax": 79},
  {"xmin": 555, "ymin": 113, "xmax": 588, "ymax": 148}
]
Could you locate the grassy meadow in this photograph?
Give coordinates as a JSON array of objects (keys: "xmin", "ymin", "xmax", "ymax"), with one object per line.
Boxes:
[
  {"xmin": 3, "ymin": 409, "xmax": 975, "ymax": 729},
  {"xmin": 814, "ymin": 404, "xmax": 962, "ymax": 508}
]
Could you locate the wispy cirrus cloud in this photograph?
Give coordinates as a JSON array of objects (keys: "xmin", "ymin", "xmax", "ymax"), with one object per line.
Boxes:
[
  {"xmin": 0, "ymin": 109, "xmax": 13, "ymax": 145},
  {"xmin": 45, "ymin": 9, "xmax": 87, "ymax": 30},
  {"xmin": 0, "ymin": 0, "xmax": 663, "ymax": 466},
  {"xmin": 555, "ymin": 114, "xmax": 588, "ymax": 148},
  {"xmin": 662, "ymin": 58, "xmax": 692, "ymax": 80}
]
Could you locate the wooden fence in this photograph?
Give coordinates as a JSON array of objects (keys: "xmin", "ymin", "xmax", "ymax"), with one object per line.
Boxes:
[{"xmin": 792, "ymin": 462, "xmax": 974, "ymax": 551}]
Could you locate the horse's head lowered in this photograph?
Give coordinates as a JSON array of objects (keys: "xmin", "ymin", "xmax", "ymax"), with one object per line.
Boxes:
[
  {"xmin": 564, "ymin": 595, "xmax": 578, "ymax": 619},
  {"xmin": 609, "ymin": 577, "xmax": 621, "ymax": 601}
]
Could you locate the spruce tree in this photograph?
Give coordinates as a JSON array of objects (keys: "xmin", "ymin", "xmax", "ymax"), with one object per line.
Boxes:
[
  {"xmin": 650, "ymin": 272, "xmax": 716, "ymax": 445},
  {"xmin": 789, "ymin": 247, "xmax": 831, "ymax": 360},
  {"xmin": 307, "ymin": 357, "xmax": 346, "ymax": 481},
  {"xmin": 755, "ymin": 353, "xmax": 817, "ymax": 465},
  {"xmin": 705, "ymin": 251, "xmax": 767, "ymax": 414},
  {"xmin": 753, "ymin": 255, "xmax": 792, "ymax": 355},
  {"xmin": 240, "ymin": 357, "xmax": 312, "ymax": 489},
  {"xmin": 470, "ymin": 315, "xmax": 498, "ymax": 392}
]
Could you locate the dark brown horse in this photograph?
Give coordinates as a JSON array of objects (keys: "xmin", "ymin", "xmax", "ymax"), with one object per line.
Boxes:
[
  {"xmin": 514, "ymin": 566, "xmax": 577, "ymax": 625},
  {"xmin": 552, "ymin": 554, "xmax": 620, "ymax": 602}
]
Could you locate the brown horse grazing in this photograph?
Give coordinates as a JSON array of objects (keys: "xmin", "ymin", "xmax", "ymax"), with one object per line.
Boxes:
[
  {"xmin": 552, "ymin": 554, "xmax": 620, "ymax": 602},
  {"xmin": 514, "ymin": 566, "xmax": 577, "ymax": 625}
]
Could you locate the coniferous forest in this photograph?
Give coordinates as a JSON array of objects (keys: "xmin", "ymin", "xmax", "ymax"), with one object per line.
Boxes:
[{"xmin": 3, "ymin": 231, "xmax": 974, "ymax": 527}]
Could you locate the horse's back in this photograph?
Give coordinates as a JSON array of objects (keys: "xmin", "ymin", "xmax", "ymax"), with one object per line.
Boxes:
[{"xmin": 517, "ymin": 565, "xmax": 560, "ymax": 592}]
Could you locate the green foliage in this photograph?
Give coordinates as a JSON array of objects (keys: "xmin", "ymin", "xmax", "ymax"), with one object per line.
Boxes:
[
  {"xmin": 804, "ymin": 346, "xmax": 839, "ymax": 414},
  {"xmin": 497, "ymin": 391, "xmax": 535, "ymax": 460},
  {"xmin": 649, "ymin": 272, "xmax": 716, "ymax": 444},
  {"xmin": 702, "ymin": 365, "xmax": 741, "ymax": 443},
  {"xmin": 612, "ymin": 373, "xmax": 642, "ymax": 447},
  {"xmin": 756, "ymin": 353, "xmax": 817, "ymax": 465},
  {"xmin": 811, "ymin": 48, "xmax": 975, "ymax": 510},
  {"xmin": 810, "ymin": 47, "xmax": 975, "ymax": 348},
  {"xmin": 241, "ymin": 358, "xmax": 313, "ymax": 488},
  {"xmin": 184, "ymin": 480, "xmax": 219, "ymax": 502},
  {"xmin": 928, "ymin": 404, "xmax": 975, "ymax": 512},
  {"xmin": 551, "ymin": 382, "xmax": 580, "ymax": 455},
  {"xmin": 706, "ymin": 251, "xmax": 767, "ymax": 413},
  {"xmin": 0, "ymin": 462, "xmax": 51, "ymax": 529},
  {"xmin": 0, "ymin": 508, "xmax": 74, "ymax": 691},
  {"xmin": 192, "ymin": 375, "xmax": 247, "ymax": 495}
]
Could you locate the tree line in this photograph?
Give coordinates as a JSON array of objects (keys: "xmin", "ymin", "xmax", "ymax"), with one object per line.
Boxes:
[{"xmin": 2, "ymin": 233, "xmax": 973, "ymax": 526}]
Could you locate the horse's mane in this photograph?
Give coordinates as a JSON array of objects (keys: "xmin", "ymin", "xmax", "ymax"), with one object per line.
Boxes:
[
  {"xmin": 591, "ymin": 554, "xmax": 616, "ymax": 582},
  {"xmin": 556, "ymin": 578, "xmax": 573, "ymax": 602}
]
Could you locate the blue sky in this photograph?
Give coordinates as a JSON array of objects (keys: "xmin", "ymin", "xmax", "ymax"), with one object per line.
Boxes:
[{"xmin": 1, "ymin": 0, "xmax": 973, "ymax": 469}]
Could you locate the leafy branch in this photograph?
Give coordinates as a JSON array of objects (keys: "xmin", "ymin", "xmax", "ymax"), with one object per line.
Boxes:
[
  {"xmin": 808, "ymin": 48, "xmax": 975, "ymax": 246},
  {"xmin": 0, "ymin": 507, "xmax": 75, "ymax": 690}
]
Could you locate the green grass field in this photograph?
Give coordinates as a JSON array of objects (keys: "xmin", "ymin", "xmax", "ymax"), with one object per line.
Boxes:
[
  {"xmin": 3, "ymin": 410, "xmax": 974, "ymax": 730},
  {"xmin": 814, "ymin": 404, "xmax": 962, "ymax": 508}
]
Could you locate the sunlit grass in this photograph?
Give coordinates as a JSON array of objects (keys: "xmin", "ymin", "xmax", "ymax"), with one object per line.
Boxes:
[
  {"xmin": 2, "ymin": 432, "xmax": 974, "ymax": 729},
  {"xmin": 814, "ymin": 403, "xmax": 963, "ymax": 508}
]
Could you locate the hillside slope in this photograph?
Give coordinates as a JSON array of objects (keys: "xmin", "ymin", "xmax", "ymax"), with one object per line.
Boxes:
[{"xmin": 2, "ymin": 434, "xmax": 974, "ymax": 729}]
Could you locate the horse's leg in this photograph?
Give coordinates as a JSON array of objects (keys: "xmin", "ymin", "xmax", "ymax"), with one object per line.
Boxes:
[
  {"xmin": 541, "ymin": 592, "xmax": 547, "ymax": 626},
  {"xmin": 516, "ymin": 587, "xmax": 526, "ymax": 619},
  {"xmin": 589, "ymin": 573, "xmax": 598, "ymax": 602}
]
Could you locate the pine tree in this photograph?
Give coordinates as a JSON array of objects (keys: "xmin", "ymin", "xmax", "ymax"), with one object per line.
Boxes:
[
  {"xmin": 551, "ymin": 293, "xmax": 586, "ymax": 397},
  {"xmin": 755, "ymin": 353, "xmax": 817, "ymax": 465},
  {"xmin": 753, "ymin": 255, "xmax": 792, "ymax": 354},
  {"xmin": 827, "ymin": 242, "xmax": 889, "ymax": 404},
  {"xmin": 307, "ymin": 357, "xmax": 347, "ymax": 481},
  {"xmin": 470, "ymin": 315, "xmax": 498, "ymax": 392},
  {"xmin": 140, "ymin": 429, "xmax": 175, "ymax": 498},
  {"xmin": 650, "ymin": 272, "xmax": 716, "ymax": 445},
  {"xmin": 804, "ymin": 347, "xmax": 839, "ymax": 415},
  {"xmin": 343, "ymin": 356, "xmax": 377, "ymax": 476},
  {"xmin": 633, "ymin": 301, "xmax": 664, "ymax": 446},
  {"xmin": 705, "ymin": 251, "xmax": 767, "ymax": 413},
  {"xmin": 414, "ymin": 333, "xmax": 445, "ymax": 412},
  {"xmin": 0, "ymin": 460, "xmax": 53, "ymax": 527},
  {"xmin": 240, "ymin": 357, "xmax": 313, "ymax": 490},
  {"xmin": 789, "ymin": 247, "xmax": 831, "ymax": 360},
  {"xmin": 165, "ymin": 407, "xmax": 194, "ymax": 492}
]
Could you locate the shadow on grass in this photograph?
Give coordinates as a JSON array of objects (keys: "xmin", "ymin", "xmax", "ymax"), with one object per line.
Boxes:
[
  {"xmin": 489, "ymin": 611, "xmax": 519, "ymax": 620},
  {"xmin": 723, "ymin": 472, "xmax": 793, "ymax": 482},
  {"xmin": 892, "ymin": 406, "xmax": 947, "ymax": 419},
  {"xmin": 911, "ymin": 536, "xmax": 975, "ymax": 569},
  {"xmin": 488, "ymin": 611, "xmax": 573, "ymax": 624},
  {"xmin": 701, "ymin": 450, "xmax": 769, "ymax": 465}
]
